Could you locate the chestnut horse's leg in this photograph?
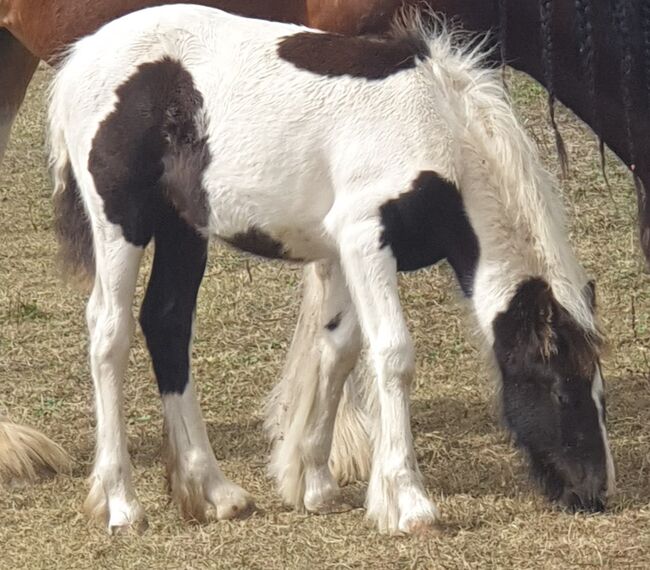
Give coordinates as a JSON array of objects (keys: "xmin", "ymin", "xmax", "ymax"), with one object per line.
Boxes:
[
  {"xmin": 139, "ymin": 205, "xmax": 254, "ymax": 523},
  {"xmin": 0, "ymin": 30, "xmax": 69, "ymax": 485},
  {"xmin": 0, "ymin": 29, "xmax": 38, "ymax": 167}
]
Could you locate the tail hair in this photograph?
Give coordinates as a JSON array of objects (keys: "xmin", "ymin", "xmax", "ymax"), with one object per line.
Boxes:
[
  {"xmin": 0, "ymin": 416, "xmax": 71, "ymax": 485},
  {"xmin": 329, "ymin": 363, "xmax": 373, "ymax": 485}
]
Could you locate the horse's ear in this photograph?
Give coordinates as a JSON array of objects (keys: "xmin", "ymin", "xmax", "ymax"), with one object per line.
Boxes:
[
  {"xmin": 583, "ymin": 279, "xmax": 596, "ymax": 312},
  {"xmin": 525, "ymin": 281, "xmax": 557, "ymax": 360}
]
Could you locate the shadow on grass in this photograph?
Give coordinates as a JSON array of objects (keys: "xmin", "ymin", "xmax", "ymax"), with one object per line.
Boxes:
[
  {"xmin": 63, "ymin": 375, "xmax": 650, "ymax": 519},
  {"xmin": 413, "ymin": 386, "xmax": 650, "ymax": 510}
]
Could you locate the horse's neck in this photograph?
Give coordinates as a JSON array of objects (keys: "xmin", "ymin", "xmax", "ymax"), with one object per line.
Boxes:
[
  {"xmin": 455, "ymin": 130, "xmax": 591, "ymax": 343},
  {"xmin": 458, "ymin": 159, "xmax": 546, "ymax": 339},
  {"xmin": 461, "ymin": 177, "xmax": 590, "ymax": 343}
]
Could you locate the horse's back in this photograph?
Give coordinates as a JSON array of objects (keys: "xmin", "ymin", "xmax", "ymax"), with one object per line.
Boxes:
[{"xmin": 53, "ymin": 5, "xmax": 457, "ymax": 261}]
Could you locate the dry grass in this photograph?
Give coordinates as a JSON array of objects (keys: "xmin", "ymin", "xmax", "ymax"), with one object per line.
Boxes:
[{"xmin": 1, "ymin": 65, "xmax": 650, "ymax": 569}]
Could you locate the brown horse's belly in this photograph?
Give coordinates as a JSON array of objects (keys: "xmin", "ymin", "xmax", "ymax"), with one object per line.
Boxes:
[
  {"xmin": 7, "ymin": 0, "xmax": 305, "ymax": 61},
  {"xmin": 7, "ymin": 0, "xmax": 495, "ymax": 62},
  {"xmin": 6, "ymin": 0, "xmax": 407, "ymax": 62}
]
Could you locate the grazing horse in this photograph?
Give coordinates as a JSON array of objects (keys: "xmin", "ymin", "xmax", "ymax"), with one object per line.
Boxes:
[
  {"xmin": 0, "ymin": 1, "xmax": 647, "ymax": 487},
  {"xmin": 48, "ymin": 6, "xmax": 613, "ymax": 533},
  {"xmin": 0, "ymin": 0, "xmax": 645, "ymax": 484}
]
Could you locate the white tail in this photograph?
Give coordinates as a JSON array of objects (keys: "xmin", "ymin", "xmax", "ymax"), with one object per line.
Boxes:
[
  {"xmin": 329, "ymin": 363, "xmax": 374, "ymax": 485},
  {"xmin": 264, "ymin": 263, "xmax": 327, "ymax": 506},
  {"xmin": 0, "ymin": 415, "xmax": 71, "ymax": 485}
]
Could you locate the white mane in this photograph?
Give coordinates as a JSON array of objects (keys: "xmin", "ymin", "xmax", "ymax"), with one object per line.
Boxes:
[{"xmin": 396, "ymin": 10, "xmax": 596, "ymax": 336}]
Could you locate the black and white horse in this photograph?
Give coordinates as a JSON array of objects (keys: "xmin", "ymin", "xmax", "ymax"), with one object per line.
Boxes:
[{"xmin": 47, "ymin": 6, "xmax": 613, "ymax": 534}]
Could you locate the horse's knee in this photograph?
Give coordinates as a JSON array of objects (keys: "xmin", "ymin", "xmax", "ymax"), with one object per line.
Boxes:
[
  {"xmin": 372, "ymin": 338, "xmax": 416, "ymax": 390},
  {"xmin": 139, "ymin": 296, "xmax": 189, "ymax": 344},
  {"xmin": 92, "ymin": 309, "xmax": 134, "ymax": 363}
]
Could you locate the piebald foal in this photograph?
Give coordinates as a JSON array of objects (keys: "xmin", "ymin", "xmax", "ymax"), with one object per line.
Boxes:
[{"xmin": 49, "ymin": 6, "xmax": 613, "ymax": 533}]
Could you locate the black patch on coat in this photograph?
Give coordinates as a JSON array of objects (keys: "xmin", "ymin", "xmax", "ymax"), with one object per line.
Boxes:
[
  {"xmin": 379, "ymin": 171, "xmax": 479, "ymax": 296},
  {"xmin": 88, "ymin": 57, "xmax": 210, "ymax": 247},
  {"xmin": 277, "ymin": 32, "xmax": 430, "ymax": 80},
  {"xmin": 223, "ymin": 227, "xmax": 297, "ymax": 261},
  {"xmin": 139, "ymin": 202, "xmax": 208, "ymax": 396},
  {"xmin": 492, "ymin": 278, "xmax": 608, "ymax": 513}
]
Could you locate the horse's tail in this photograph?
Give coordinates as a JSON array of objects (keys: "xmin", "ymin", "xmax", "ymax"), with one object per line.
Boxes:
[
  {"xmin": 48, "ymin": 67, "xmax": 95, "ymax": 283},
  {"xmin": 264, "ymin": 263, "xmax": 326, "ymax": 505},
  {"xmin": 329, "ymin": 364, "xmax": 373, "ymax": 485},
  {"xmin": 0, "ymin": 415, "xmax": 71, "ymax": 484}
]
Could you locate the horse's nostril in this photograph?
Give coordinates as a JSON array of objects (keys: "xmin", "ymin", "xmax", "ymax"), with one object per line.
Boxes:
[
  {"xmin": 563, "ymin": 490, "xmax": 606, "ymax": 514},
  {"xmin": 564, "ymin": 491, "xmax": 583, "ymax": 512},
  {"xmin": 592, "ymin": 498, "xmax": 606, "ymax": 513}
]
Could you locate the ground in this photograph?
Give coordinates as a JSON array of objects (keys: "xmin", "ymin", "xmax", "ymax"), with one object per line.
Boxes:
[{"xmin": 1, "ymin": 65, "xmax": 650, "ymax": 569}]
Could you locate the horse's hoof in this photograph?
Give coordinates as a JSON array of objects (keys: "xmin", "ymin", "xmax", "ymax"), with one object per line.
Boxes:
[
  {"xmin": 106, "ymin": 501, "xmax": 148, "ymax": 535},
  {"xmin": 367, "ymin": 474, "xmax": 439, "ymax": 535},
  {"xmin": 303, "ymin": 467, "xmax": 352, "ymax": 514},
  {"xmin": 212, "ymin": 485, "xmax": 256, "ymax": 521},
  {"xmin": 83, "ymin": 477, "xmax": 147, "ymax": 534},
  {"xmin": 306, "ymin": 497, "xmax": 353, "ymax": 515},
  {"xmin": 400, "ymin": 516, "xmax": 441, "ymax": 536},
  {"xmin": 171, "ymin": 472, "xmax": 255, "ymax": 523},
  {"xmin": 109, "ymin": 514, "xmax": 149, "ymax": 535}
]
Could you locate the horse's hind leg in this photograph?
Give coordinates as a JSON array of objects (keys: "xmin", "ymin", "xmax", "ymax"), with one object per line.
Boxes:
[
  {"xmin": 139, "ymin": 205, "xmax": 253, "ymax": 523},
  {"xmin": 84, "ymin": 225, "xmax": 147, "ymax": 533},
  {"xmin": 0, "ymin": 30, "xmax": 38, "ymax": 167},
  {"xmin": 266, "ymin": 260, "xmax": 362, "ymax": 513}
]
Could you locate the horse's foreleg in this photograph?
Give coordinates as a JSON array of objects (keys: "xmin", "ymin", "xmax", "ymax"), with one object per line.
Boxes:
[
  {"xmin": 139, "ymin": 206, "xmax": 253, "ymax": 523},
  {"xmin": 334, "ymin": 216, "xmax": 437, "ymax": 535},
  {"xmin": 0, "ymin": 29, "xmax": 38, "ymax": 167},
  {"xmin": 265, "ymin": 260, "xmax": 362, "ymax": 513}
]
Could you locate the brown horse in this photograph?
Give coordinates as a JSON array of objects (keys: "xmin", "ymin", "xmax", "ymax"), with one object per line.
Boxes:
[{"xmin": 0, "ymin": 0, "xmax": 646, "ymax": 507}]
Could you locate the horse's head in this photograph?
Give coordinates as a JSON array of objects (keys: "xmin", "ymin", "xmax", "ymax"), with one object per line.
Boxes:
[{"xmin": 492, "ymin": 277, "xmax": 612, "ymax": 512}]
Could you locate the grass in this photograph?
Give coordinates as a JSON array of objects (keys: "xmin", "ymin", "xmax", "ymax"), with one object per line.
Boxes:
[{"xmin": 1, "ymin": 65, "xmax": 650, "ymax": 569}]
